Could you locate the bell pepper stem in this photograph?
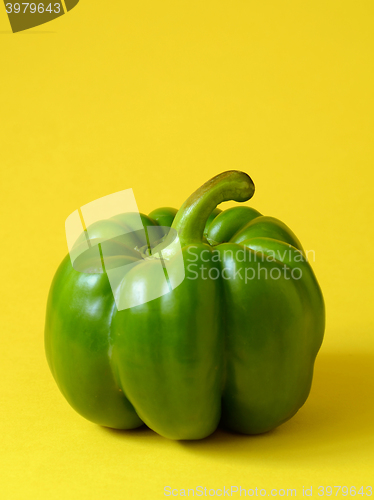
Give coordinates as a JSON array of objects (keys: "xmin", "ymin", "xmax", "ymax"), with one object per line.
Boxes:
[{"xmin": 171, "ymin": 171, "xmax": 255, "ymax": 248}]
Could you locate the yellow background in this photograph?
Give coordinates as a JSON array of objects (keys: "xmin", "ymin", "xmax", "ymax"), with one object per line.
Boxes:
[{"xmin": 1, "ymin": 1, "xmax": 373, "ymax": 498}]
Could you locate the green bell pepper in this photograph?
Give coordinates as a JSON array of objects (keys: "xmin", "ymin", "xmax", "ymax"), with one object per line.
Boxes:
[{"xmin": 45, "ymin": 171, "xmax": 324, "ymax": 439}]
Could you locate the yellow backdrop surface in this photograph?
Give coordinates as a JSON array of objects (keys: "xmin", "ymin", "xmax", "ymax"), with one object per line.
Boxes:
[{"xmin": 1, "ymin": 1, "xmax": 373, "ymax": 499}]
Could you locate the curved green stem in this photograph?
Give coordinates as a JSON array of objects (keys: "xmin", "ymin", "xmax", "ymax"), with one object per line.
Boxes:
[{"xmin": 171, "ymin": 171, "xmax": 255, "ymax": 248}]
